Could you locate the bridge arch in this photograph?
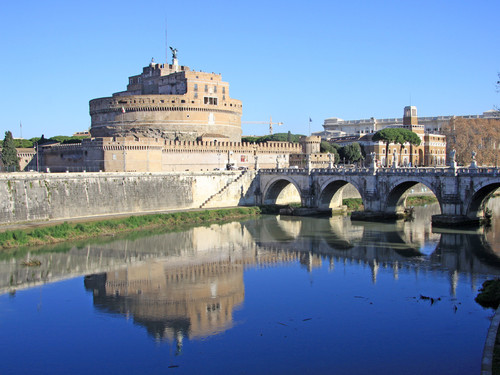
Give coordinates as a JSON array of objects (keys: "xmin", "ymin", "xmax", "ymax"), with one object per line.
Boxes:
[
  {"xmin": 385, "ymin": 179, "xmax": 441, "ymax": 216},
  {"xmin": 317, "ymin": 178, "xmax": 364, "ymax": 211},
  {"xmin": 261, "ymin": 176, "xmax": 303, "ymax": 206},
  {"xmin": 465, "ymin": 181, "xmax": 500, "ymax": 219}
]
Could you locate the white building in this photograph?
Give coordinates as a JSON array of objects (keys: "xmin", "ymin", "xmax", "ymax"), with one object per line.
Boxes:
[{"xmin": 315, "ymin": 109, "xmax": 498, "ymax": 139}]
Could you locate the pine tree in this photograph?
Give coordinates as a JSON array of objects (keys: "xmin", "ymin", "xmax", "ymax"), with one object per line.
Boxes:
[{"xmin": 1, "ymin": 131, "xmax": 20, "ymax": 172}]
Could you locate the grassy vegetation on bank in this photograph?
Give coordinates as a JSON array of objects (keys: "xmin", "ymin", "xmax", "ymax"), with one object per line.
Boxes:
[
  {"xmin": 406, "ymin": 195, "xmax": 438, "ymax": 206},
  {"xmin": 0, "ymin": 207, "xmax": 261, "ymax": 250},
  {"xmin": 342, "ymin": 198, "xmax": 364, "ymax": 211}
]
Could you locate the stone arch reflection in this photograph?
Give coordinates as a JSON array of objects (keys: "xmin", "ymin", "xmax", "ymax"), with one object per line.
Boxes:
[{"xmin": 247, "ymin": 215, "xmax": 364, "ymax": 251}]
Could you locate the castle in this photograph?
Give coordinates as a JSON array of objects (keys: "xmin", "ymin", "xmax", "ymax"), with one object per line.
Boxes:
[
  {"xmin": 89, "ymin": 56, "xmax": 243, "ymax": 142},
  {"xmin": 31, "ymin": 51, "xmax": 303, "ymax": 172}
]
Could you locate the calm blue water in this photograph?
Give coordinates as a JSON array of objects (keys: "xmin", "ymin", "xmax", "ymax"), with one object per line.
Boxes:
[{"xmin": 1, "ymin": 203, "xmax": 499, "ymax": 374}]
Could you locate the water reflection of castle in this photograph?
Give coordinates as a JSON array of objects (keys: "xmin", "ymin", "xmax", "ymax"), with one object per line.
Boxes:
[{"xmin": 84, "ymin": 248, "xmax": 299, "ymax": 353}]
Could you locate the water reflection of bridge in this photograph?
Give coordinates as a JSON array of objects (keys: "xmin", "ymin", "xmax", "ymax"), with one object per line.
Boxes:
[
  {"xmin": 246, "ymin": 215, "xmax": 500, "ymax": 287},
  {"xmin": 2, "ymin": 217, "xmax": 500, "ymax": 297}
]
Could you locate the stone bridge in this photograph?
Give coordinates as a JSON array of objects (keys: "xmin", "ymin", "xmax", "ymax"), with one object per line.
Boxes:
[{"xmin": 256, "ymin": 165, "xmax": 500, "ymax": 226}]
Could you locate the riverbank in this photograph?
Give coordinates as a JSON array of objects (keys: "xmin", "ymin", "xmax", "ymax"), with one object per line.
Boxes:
[{"xmin": 0, "ymin": 207, "xmax": 261, "ymax": 251}]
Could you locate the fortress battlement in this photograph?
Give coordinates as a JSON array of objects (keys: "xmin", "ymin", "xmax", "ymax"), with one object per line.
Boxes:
[
  {"xmin": 41, "ymin": 137, "xmax": 302, "ymax": 158},
  {"xmin": 162, "ymin": 139, "xmax": 301, "ymax": 154}
]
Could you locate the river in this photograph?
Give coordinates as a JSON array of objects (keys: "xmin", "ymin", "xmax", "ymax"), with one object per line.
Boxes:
[{"xmin": 1, "ymin": 201, "xmax": 500, "ymax": 374}]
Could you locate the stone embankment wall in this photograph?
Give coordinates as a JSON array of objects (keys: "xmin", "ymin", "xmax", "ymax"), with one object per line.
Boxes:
[{"xmin": 0, "ymin": 171, "xmax": 258, "ymax": 225}]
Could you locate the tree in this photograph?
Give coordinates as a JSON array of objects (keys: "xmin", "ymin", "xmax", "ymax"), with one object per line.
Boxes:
[
  {"xmin": 341, "ymin": 142, "xmax": 363, "ymax": 163},
  {"xmin": 241, "ymin": 132, "xmax": 304, "ymax": 144},
  {"xmin": 373, "ymin": 128, "xmax": 421, "ymax": 166},
  {"xmin": 1, "ymin": 131, "xmax": 20, "ymax": 172},
  {"xmin": 320, "ymin": 141, "xmax": 340, "ymax": 163},
  {"xmin": 394, "ymin": 129, "xmax": 421, "ymax": 166},
  {"xmin": 442, "ymin": 117, "xmax": 500, "ymax": 166},
  {"xmin": 372, "ymin": 128, "xmax": 400, "ymax": 166}
]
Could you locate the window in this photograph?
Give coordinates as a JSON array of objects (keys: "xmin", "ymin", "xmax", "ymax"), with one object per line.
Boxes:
[
  {"xmin": 204, "ymin": 97, "xmax": 218, "ymax": 105},
  {"xmin": 204, "ymin": 85, "xmax": 208, "ymax": 92},
  {"xmin": 214, "ymin": 86, "xmax": 217, "ymax": 93},
  {"xmin": 194, "ymin": 84, "xmax": 198, "ymax": 91},
  {"xmin": 222, "ymin": 87, "xmax": 226, "ymax": 94}
]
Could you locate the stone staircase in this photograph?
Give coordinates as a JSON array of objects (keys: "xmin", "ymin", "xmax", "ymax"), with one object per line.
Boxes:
[{"xmin": 199, "ymin": 171, "xmax": 247, "ymax": 209}]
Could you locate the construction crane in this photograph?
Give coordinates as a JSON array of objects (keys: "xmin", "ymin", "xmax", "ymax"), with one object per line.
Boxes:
[{"xmin": 242, "ymin": 116, "xmax": 283, "ymax": 135}]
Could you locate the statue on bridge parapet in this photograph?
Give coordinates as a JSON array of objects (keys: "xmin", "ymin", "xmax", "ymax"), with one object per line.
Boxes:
[
  {"xmin": 328, "ymin": 153, "xmax": 334, "ymax": 169},
  {"xmin": 470, "ymin": 150, "xmax": 478, "ymax": 169},
  {"xmin": 369, "ymin": 152, "xmax": 377, "ymax": 171},
  {"xmin": 306, "ymin": 154, "xmax": 312, "ymax": 171},
  {"xmin": 392, "ymin": 150, "xmax": 398, "ymax": 168},
  {"xmin": 276, "ymin": 155, "xmax": 281, "ymax": 169},
  {"xmin": 450, "ymin": 149, "xmax": 456, "ymax": 162},
  {"xmin": 450, "ymin": 149, "xmax": 457, "ymax": 169}
]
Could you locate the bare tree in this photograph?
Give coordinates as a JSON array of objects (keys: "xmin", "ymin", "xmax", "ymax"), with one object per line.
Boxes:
[{"xmin": 442, "ymin": 118, "xmax": 500, "ymax": 166}]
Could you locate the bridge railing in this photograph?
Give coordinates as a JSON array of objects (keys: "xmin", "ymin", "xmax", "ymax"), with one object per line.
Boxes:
[
  {"xmin": 312, "ymin": 167, "xmax": 371, "ymax": 174},
  {"xmin": 258, "ymin": 166, "xmax": 500, "ymax": 176},
  {"xmin": 258, "ymin": 166, "xmax": 372, "ymax": 175},
  {"xmin": 456, "ymin": 167, "xmax": 500, "ymax": 175},
  {"xmin": 258, "ymin": 168, "xmax": 309, "ymax": 175},
  {"xmin": 377, "ymin": 167, "xmax": 451, "ymax": 176}
]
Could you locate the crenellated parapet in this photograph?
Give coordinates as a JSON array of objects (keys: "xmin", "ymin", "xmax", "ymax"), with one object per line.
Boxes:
[
  {"xmin": 36, "ymin": 136, "xmax": 303, "ymax": 172},
  {"xmin": 162, "ymin": 140, "xmax": 301, "ymax": 154}
]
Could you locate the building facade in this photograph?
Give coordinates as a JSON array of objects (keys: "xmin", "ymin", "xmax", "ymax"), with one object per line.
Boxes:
[
  {"xmin": 316, "ymin": 109, "xmax": 498, "ymax": 138},
  {"xmin": 0, "ymin": 148, "xmax": 37, "ymax": 172},
  {"xmin": 327, "ymin": 106, "xmax": 447, "ymax": 167}
]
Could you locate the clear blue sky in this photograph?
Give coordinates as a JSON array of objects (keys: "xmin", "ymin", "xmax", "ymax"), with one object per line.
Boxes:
[{"xmin": 1, "ymin": 0, "xmax": 499, "ymax": 139}]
